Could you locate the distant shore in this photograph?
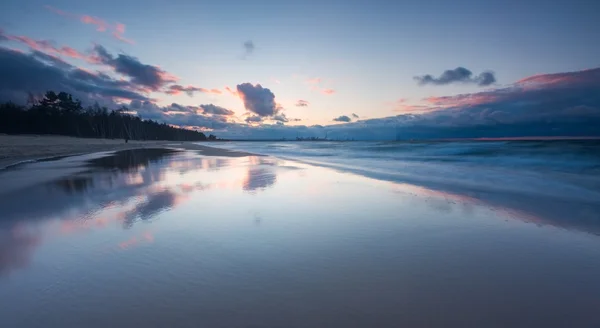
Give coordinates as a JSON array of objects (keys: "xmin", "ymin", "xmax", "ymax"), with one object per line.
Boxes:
[{"xmin": 0, "ymin": 135, "xmax": 256, "ymax": 169}]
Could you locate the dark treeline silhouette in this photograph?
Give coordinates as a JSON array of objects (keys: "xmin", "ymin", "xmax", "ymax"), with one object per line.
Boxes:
[{"xmin": 0, "ymin": 91, "xmax": 211, "ymax": 141}]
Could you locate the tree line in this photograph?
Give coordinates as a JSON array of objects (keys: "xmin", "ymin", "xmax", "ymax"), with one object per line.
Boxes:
[{"xmin": 0, "ymin": 91, "xmax": 216, "ymax": 141}]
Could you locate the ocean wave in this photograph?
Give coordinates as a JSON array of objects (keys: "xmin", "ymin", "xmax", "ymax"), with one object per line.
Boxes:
[{"xmin": 206, "ymin": 140, "xmax": 600, "ymax": 203}]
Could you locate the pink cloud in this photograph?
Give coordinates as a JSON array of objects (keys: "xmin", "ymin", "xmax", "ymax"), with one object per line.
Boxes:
[
  {"xmin": 225, "ymin": 86, "xmax": 239, "ymax": 97},
  {"xmin": 516, "ymin": 68, "xmax": 598, "ymax": 90},
  {"xmin": 1, "ymin": 31, "xmax": 95, "ymax": 62},
  {"xmin": 112, "ymin": 23, "xmax": 134, "ymax": 45},
  {"xmin": 305, "ymin": 77, "xmax": 336, "ymax": 95},
  {"xmin": 45, "ymin": 6, "xmax": 134, "ymax": 44},
  {"xmin": 80, "ymin": 15, "xmax": 109, "ymax": 32},
  {"xmin": 423, "ymin": 93, "xmax": 499, "ymax": 108},
  {"xmin": 389, "ymin": 67, "xmax": 600, "ymax": 121}
]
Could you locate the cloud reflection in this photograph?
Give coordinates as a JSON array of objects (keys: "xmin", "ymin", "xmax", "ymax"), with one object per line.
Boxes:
[
  {"xmin": 122, "ymin": 190, "xmax": 180, "ymax": 228},
  {"xmin": 0, "ymin": 226, "xmax": 41, "ymax": 276},
  {"xmin": 243, "ymin": 167, "xmax": 277, "ymax": 192},
  {"xmin": 0, "ymin": 150, "xmax": 290, "ymax": 276}
]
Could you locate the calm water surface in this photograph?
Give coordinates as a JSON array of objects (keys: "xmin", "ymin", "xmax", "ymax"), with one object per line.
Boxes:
[{"xmin": 1, "ymin": 148, "xmax": 599, "ymax": 327}]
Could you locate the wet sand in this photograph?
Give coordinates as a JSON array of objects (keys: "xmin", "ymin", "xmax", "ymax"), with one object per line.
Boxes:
[
  {"xmin": 0, "ymin": 135, "xmax": 253, "ymax": 169},
  {"xmin": 1, "ymin": 148, "xmax": 599, "ymax": 327},
  {"xmin": 0, "ymin": 135, "xmax": 171, "ymax": 169}
]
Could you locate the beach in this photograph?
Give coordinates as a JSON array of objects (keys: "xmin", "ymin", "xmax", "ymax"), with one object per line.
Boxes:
[
  {"xmin": 0, "ymin": 135, "xmax": 172, "ymax": 169},
  {"xmin": 1, "ymin": 140, "xmax": 599, "ymax": 327},
  {"xmin": 0, "ymin": 135, "xmax": 257, "ymax": 169}
]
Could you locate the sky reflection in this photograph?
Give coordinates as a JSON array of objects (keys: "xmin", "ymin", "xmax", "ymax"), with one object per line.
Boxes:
[
  {"xmin": 0, "ymin": 149, "xmax": 287, "ymax": 276},
  {"xmin": 1, "ymin": 149, "xmax": 600, "ymax": 327},
  {"xmin": 0, "ymin": 148, "xmax": 599, "ymax": 280}
]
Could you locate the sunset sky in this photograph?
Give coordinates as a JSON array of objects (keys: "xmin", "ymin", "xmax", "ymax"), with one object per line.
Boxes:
[{"xmin": 0, "ymin": 0, "xmax": 599, "ymax": 139}]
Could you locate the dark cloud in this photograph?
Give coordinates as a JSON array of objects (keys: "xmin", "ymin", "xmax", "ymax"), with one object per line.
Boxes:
[
  {"xmin": 0, "ymin": 46, "xmax": 150, "ymax": 105},
  {"xmin": 352, "ymin": 113, "xmax": 359, "ymax": 118},
  {"xmin": 243, "ymin": 40, "xmax": 254, "ymax": 58},
  {"xmin": 168, "ymin": 103, "xmax": 190, "ymax": 113},
  {"xmin": 272, "ymin": 113, "xmax": 289, "ymax": 123},
  {"xmin": 92, "ymin": 45, "xmax": 177, "ymax": 91},
  {"xmin": 166, "ymin": 84, "xmax": 222, "ymax": 96},
  {"xmin": 245, "ymin": 115, "xmax": 263, "ymax": 123},
  {"xmin": 214, "ymin": 68, "xmax": 600, "ymax": 140},
  {"xmin": 30, "ymin": 50, "xmax": 73, "ymax": 70},
  {"xmin": 477, "ymin": 71, "xmax": 496, "ymax": 86},
  {"xmin": 333, "ymin": 115, "xmax": 352, "ymax": 122},
  {"xmin": 130, "ymin": 100, "xmax": 232, "ymax": 130},
  {"xmin": 236, "ymin": 83, "xmax": 278, "ymax": 116},
  {"xmin": 296, "ymin": 99, "xmax": 309, "ymax": 107},
  {"xmin": 199, "ymin": 104, "xmax": 234, "ymax": 116},
  {"xmin": 415, "ymin": 67, "xmax": 496, "ymax": 86}
]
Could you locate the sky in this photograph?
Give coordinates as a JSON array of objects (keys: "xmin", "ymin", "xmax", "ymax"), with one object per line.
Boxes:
[{"xmin": 0, "ymin": 0, "xmax": 599, "ymax": 139}]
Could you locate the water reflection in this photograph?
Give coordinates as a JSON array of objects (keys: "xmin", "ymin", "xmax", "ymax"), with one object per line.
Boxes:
[
  {"xmin": 393, "ymin": 182, "xmax": 600, "ymax": 236},
  {"xmin": 2, "ymin": 148, "xmax": 600, "ymax": 327},
  {"xmin": 0, "ymin": 149, "xmax": 286, "ymax": 275},
  {"xmin": 88, "ymin": 148, "xmax": 179, "ymax": 172},
  {"xmin": 122, "ymin": 190, "xmax": 180, "ymax": 228},
  {"xmin": 0, "ymin": 226, "xmax": 41, "ymax": 276},
  {"xmin": 243, "ymin": 168, "xmax": 277, "ymax": 192},
  {"xmin": 2, "ymin": 146, "xmax": 599, "ymax": 283}
]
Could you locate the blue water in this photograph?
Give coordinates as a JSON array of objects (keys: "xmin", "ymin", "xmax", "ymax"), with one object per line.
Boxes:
[{"xmin": 210, "ymin": 140, "xmax": 600, "ymax": 203}]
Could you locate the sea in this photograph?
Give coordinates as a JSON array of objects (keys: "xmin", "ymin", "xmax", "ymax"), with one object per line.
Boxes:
[{"xmin": 211, "ymin": 139, "xmax": 600, "ymax": 203}]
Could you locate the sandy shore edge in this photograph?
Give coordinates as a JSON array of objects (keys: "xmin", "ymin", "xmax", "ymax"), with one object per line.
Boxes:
[{"xmin": 0, "ymin": 135, "xmax": 257, "ymax": 169}]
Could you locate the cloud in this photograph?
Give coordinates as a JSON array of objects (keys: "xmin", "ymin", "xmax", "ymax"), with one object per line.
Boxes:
[
  {"xmin": 199, "ymin": 104, "xmax": 234, "ymax": 116},
  {"xmin": 216, "ymin": 67, "xmax": 600, "ymax": 140},
  {"xmin": 306, "ymin": 77, "xmax": 336, "ymax": 95},
  {"xmin": 272, "ymin": 113, "xmax": 289, "ymax": 123},
  {"xmin": 225, "ymin": 86, "xmax": 238, "ymax": 97},
  {"xmin": 0, "ymin": 30, "xmax": 94, "ymax": 63},
  {"xmin": 415, "ymin": 67, "xmax": 496, "ymax": 86},
  {"xmin": 245, "ymin": 115, "xmax": 263, "ymax": 123},
  {"xmin": 352, "ymin": 113, "xmax": 359, "ymax": 118},
  {"xmin": 112, "ymin": 23, "xmax": 134, "ymax": 45},
  {"xmin": 236, "ymin": 83, "xmax": 278, "ymax": 116},
  {"xmin": 45, "ymin": 6, "xmax": 134, "ymax": 44},
  {"xmin": 295, "ymin": 99, "xmax": 309, "ymax": 107},
  {"xmin": 166, "ymin": 84, "xmax": 222, "ymax": 96},
  {"xmin": 0, "ymin": 46, "xmax": 150, "ymax": 105},
  {"xmin": 92, "ymin": 45, "xmax": 177, "ymax": 91},
  {"xmin": 333, "ymin": 115, "xmax": 352, "ymax": 122},
  {"xmin": 477, "ymin": 71, "xmax": 496, "ymax": 87},
  {"xmin": 130, "ymin": 100, "xmax": 233, "ymax": 130},
  {"xmin": 242, "ymin": 40, "xmax": 254, "ymax": 58},
  {"xmin": 79, "ymin": 15, "xmax": 109, "ymax": 32}
]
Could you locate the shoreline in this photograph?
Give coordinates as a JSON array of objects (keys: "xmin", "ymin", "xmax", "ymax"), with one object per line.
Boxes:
[
  {"xmin": 0, "ymin": 135, "xmax": 257, "ymax": 169},
  {"xmin": 2, "ymin": 135, "xmax": 599, "ymax": 237}
]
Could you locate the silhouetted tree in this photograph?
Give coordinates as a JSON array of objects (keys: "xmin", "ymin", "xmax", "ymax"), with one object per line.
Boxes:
[{"xmin": 0, "ymin": 91, "xmax": 209, "ymax": 141}]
